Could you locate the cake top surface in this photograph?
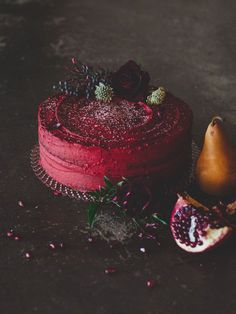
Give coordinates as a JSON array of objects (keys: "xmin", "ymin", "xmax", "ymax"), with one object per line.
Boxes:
[
  {"xmin": 57, "ymin": 97, "xmax": 152, "ymax": 133},
  {"xmin": 39, "ymin": 58, "xmax": 192, "ymax": 149},
  {"xmin": 39, "ymin": 93, "xmax": 192, "ymax": 149}
]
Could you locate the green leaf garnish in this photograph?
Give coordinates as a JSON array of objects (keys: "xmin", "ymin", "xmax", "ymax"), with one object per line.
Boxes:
[
  {"xmin": 104, "ymin": 176, "xmax": 113, "ymax": 189},
  {"xmin": 152, "ymin": 213, "xmax": 168, "ymax": 225},
  {"xmin": 86, "ymin": 176, "xmax": 167, "ymax": 240},
  {"xmin": 86, "ymin": 176, "xmax": 129, "ymax": 228},
  {"xmin": 87, "ymin": 202, "xmax": 99, "ymax": 228},
  {"xmin": 117, "ymin": 181, "xmax": 124, "ymax": 187},
  {"xmin": 88, "ymin": 190, "xmax": 100, "ymax": 199}
]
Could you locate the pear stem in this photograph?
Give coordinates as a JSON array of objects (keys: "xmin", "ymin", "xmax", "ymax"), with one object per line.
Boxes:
[
  {"xmin": 177, "ymin": 192, "xmax": 188, "ymax": 199},
  {"xmin": 211, "ymin": 116, "xmax": 224, "ymax": 126}
]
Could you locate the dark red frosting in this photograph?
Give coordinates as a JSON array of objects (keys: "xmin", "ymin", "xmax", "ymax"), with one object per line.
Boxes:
[{"xmin": 38, "ymin": 93, "xmax": 193, "ymax": 191}]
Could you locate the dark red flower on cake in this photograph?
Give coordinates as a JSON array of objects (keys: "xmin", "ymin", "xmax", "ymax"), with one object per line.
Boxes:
[{"xmin": 112, "ymin": 60, "xmax": 150, "ymax": 100}]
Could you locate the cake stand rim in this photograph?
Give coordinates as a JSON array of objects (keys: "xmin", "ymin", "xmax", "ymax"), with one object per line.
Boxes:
[{"xmin": 30, "ymin": 141, "xmax": 200, "ymax": 201}]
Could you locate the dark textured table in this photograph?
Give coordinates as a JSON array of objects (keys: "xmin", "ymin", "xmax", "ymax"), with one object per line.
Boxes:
[{"xmin": 0, "ymin": 1, "xmax": 236, "ymax": 313}]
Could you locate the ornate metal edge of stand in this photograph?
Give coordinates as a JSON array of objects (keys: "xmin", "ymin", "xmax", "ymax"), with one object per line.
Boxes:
[{"xmin": 30, "ymin": 145, "xmax": 94, "ymax": 201}]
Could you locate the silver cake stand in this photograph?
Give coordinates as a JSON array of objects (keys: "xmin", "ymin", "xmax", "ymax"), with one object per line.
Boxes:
[{"xmin": 30, "ymin": 142, "xmax": 200, "ymax": 201}]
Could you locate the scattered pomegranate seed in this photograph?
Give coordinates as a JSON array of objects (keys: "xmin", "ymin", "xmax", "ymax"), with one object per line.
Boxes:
[
  {"xmin": 48, "ymin": 241, "xmax": 65, "ymax": 250},
  {"xmin": 146, "ymin": 279, "xmax": 156, "ymax": 288},
  {"xmin": 58, "ymin": 242, "xmax": 65, "ymax": 249},
  {"xmin": 145, "ymin": 234, "xmax": 157, "ymax": 240},
  {"xmin": 140, "ymin": 247, "xmax": 146, "ymax": 253},
  {"xmin": 104, "ymin": 267, "xmax": 118, "ymax": 275},
  {"xmin": 145, "ymin": 223, "xmax": 159, "ymax": 229},
  {"xmin": 88, "ymin": 237, "xmax": 94, "ymax": 243},
  {"xmin": 14, "ymin": 235, "xmax": 21, "ymax": 241},
  {"xmin": 49, "ymin": 242, "xmax": 56, "ymax": 250},
  {"xmin": 6, "ymin": 230, "xmax": 14, "ymax": 238},
  {"xmin": 18, "ymin": 200, "xmax": 24, "ymax": 207},
  {"xmin": 71, "ymin": 57, "xmax": 77, "ymax": 64},
  {"xmin": 125, "ymin": 191, "xmax": 131, "ymax": 197},
  {"xmin": 24, "ymin": 251, "xmax": 33, "ymax": 259}
]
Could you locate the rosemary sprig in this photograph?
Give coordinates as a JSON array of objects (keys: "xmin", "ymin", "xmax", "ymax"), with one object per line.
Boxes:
[{"xmin": 53, "ymin": 57, "xmax": 112, "ymax": 99}]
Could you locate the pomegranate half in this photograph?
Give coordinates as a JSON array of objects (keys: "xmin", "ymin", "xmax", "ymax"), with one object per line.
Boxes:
[{"xmin": 170, "ymin": 194, "xmax": 232, "ymax": 253}]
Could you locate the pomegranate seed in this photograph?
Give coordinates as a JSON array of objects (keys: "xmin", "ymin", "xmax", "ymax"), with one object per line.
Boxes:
[
  {"xmin": 58, "ymin": 242, "xmax": 64, "ymax": 249},
  {"xmin": 125, "ymin": 192, "xmax": 131, "ymax": 197},
  {"xmin": 49, "ymin": 242, "xmax": 56, "ymax": 250},
  {"xmin": 146, "ymin": 279, "xmax": 156, "ymax": 288},
  {"xmin": 7, "ymin": 230, "xmax": 14, "ymax": 238},
  {"xmin": 71, "ymin": 57, "xmax": 77, "ymax": 64},
  {"xmin": 24, "ymin": 251, "xmax": 33, "ymax": 259},
  {"xmin": 88, "ymin": 237, "xmax": 94, "ymax": 243},
  {"xmin": 104, "ymin": 267, "xmax": 118, "ymax": 275},
  {"xmin": 145, "ymin": 223, "xmax": 158, "ymax": 229},
  {"xmin": 49, "ymin": 241, "xmax": 65, "ymax": 250},
  {"xmin": 140, "ymin": 247, "xmax": 146, "ymax": 253},
  {"xmin": 145, "ymin": 234, "xmax": 156, "ymax": 240},
  {"xmin": 18, "ymin": 200, "xmax": 24, "ymax": 207},
  {"xmin": 14, "ymin": 235, "xmax": 21, "ymax": 241}
]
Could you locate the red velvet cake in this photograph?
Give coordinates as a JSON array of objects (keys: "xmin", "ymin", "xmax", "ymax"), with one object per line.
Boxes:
[{"xmin": 38, "ymin": 59, "xmax": 193, "ymax": 191}]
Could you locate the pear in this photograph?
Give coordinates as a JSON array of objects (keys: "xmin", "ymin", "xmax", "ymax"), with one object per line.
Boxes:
[{"xmin": 195, "ymin": 116, "xmax": 236, "ymax": 196}]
